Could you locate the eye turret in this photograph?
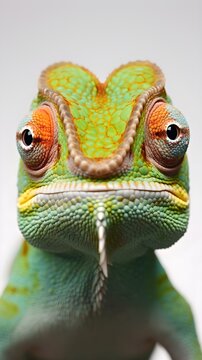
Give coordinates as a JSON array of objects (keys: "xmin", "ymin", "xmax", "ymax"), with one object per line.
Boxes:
[
  {"xmin": 145, "ymin": 99, "xmax": 190, "ymax": 174},
  {"xmin": 16, "ymin": 103, "xmax": 58, "ymax": 176}
]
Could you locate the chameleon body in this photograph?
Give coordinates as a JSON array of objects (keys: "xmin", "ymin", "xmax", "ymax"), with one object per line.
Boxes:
[{"xmin": 0, "ymin": 61, "xmax": 201, "ymax": 359}]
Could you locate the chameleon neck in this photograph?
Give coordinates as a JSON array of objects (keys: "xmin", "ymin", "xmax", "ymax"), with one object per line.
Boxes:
[{"xmin": 4, "ymin": 242, "xmax": 157, "ymax": 320}]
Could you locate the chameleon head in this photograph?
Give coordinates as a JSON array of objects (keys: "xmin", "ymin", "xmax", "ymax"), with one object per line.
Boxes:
[{"xmin": 16, "ymin": 62, "xmax": 190, "ymax": 268}]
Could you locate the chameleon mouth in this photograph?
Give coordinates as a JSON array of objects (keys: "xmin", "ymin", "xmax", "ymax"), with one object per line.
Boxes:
[
  {"xmin": 18, "ymin": 181, "xmax": 189, "ymax": 283},
  {"xmin": 18, "ymin": 180, "xmax": 189, "ymax": 210}
]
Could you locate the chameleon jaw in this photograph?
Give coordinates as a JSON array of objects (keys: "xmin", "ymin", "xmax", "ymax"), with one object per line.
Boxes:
[
  {"xmin": 18, "ymin": 181, "xmax": 188, "ymax": 293},
  {"xmin": 18, "ymin": 181, "xmax": 189, "ymax": 210}
]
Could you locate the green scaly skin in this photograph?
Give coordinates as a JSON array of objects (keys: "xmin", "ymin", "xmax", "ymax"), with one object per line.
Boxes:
[{"xmin": 0, "ymin": 61, "xmax": 201, "ymax": 359}]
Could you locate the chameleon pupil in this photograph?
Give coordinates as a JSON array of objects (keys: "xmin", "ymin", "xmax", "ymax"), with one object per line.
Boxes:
[
  {"xmin": 166, "ymin": 124, "xmax": 179, "ymax": 140},
  {"xmin": 22, "ymin": 129, "xmax": 33, "ymax": 146}
]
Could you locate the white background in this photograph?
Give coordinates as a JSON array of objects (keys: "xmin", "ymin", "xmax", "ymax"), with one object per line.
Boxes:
[{"xmin": 0, "ymin": 0, "xmax": 201, "ymax": 358}]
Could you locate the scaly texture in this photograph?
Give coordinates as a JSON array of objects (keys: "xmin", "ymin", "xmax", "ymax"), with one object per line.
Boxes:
[
  {"xmin": 37, "ymin": 61, "xmax": 165, "ymax": 178},
  {"xmin": 0, "ymin": 61, "xmax": 201, "ymax": 360},
  {"xmin": 40, "ymin": 62, "xmax": 163, "ymax": 158}
]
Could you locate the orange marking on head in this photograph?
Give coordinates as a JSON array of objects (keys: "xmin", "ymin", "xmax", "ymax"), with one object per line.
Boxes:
[
  {"xmin": 18, "ymin": 104, "xmax": 58, "ymax": 175},
  {"xmin": 148, "ymin": 102, "xmax": 171, "ymax": 140},
  {"xmin": 30, "ymin": 106, "xmax": 55, "ymax": 149}
]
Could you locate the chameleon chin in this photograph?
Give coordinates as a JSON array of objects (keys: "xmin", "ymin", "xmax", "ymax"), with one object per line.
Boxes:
[{"xmin": 1, "ymin": 61, "xmax": 201, "ymax": 360}]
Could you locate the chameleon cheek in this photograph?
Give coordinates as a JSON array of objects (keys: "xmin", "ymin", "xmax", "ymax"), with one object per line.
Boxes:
[
  {"xmin": 16, "ymin": 103, "xmax": 58, "ymax": 176},
  {"xmin": 145, "ymin": 99, "xmax": 190, "ymax": 174}
]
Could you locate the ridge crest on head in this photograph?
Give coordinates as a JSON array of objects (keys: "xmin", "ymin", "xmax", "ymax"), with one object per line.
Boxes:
[{"xmin": 38, "ymin": 61, "xmax": 165, "ymax": 178}]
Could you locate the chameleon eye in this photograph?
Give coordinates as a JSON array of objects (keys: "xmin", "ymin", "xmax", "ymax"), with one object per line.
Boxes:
[
  {"xmin": 145, "ymin": 99, "xmax": 190, "ymax": 174},
  {"xmin": 21, "ymin": 128, "xmax": 34, "ymax": 148},
  {"xmin": 16, "ymin": 103, "xmax": 58, "ymax": 176},
  {"xmin": 22, "ymin": 128, "xmax": 33, "ymax": 146},
  {"xmin": 166, "ymin": 124, "xmax": 180, "ymax": 141}
]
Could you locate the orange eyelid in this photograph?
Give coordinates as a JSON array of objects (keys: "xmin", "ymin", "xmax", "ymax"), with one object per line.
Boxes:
[
  {"xmin": 29, "ymin": 105, "xmax": 55, "ymax": 147},
  {"xmin": 145, "ymin": 99, "xmax": 189, "ymax": 174},
  {"xmin": 147, "ymin": 102, "xmax": 171, "ymax": 139},
  {"xmin": 18, "ymin": 103, "xmax": 59, "ymax": 177}
]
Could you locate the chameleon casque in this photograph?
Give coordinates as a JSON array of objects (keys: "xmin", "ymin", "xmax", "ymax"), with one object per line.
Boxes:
[{"xmin": 0, "ymin": 61, "xmax": 201, "ymax": 359}]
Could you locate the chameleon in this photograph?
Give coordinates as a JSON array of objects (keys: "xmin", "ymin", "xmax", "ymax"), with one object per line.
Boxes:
[{"xmin": 0, "ymin": 61, "xmax": 201, "ymax": 360}]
